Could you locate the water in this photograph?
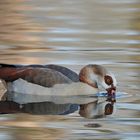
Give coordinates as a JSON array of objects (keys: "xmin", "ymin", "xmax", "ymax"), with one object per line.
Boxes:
[{"xmin": 0, "ymin": 0, "xmax": 140, "ymax": 139}]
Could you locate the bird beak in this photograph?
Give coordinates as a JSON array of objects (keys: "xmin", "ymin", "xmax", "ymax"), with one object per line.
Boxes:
[
  {"xmin": 106, "ymin": 87, "xmax": 116, "ymax": 103},
  {"xmin": 104, "ymin": 87, "xmax": 116, "ymax": 115}
]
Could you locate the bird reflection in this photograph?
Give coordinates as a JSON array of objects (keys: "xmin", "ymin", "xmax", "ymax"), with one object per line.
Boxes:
[
  {"xmin": 0, "ymin": 96, "xmax": 110, "ymax": 119},
  {"xmin": 0, "ymin": 100, "xmax": 78, "ymax": 115},
  {"xmin": 21, "ymin": 101, "xmax": 79, "ymax": 115}
]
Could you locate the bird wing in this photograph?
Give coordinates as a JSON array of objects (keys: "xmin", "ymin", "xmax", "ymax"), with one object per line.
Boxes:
[
  {"xmin": 25, "ymin": 64, "xmax": 79, "ymax": 82},
  {"xmin": 0, "ymin": 67, "xmax": 72, "ymax": 87},
  {"xmin": 0, "ymin": 64, "xmax": 79, "ymax": 82}
]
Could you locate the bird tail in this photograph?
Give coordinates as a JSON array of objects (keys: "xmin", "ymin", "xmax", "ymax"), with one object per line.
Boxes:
[{"xmin": 0, "ymin": 63, "xmax": 20, "ymax": 68}]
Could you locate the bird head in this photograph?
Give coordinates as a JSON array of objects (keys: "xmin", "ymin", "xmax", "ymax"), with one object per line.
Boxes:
[{"xmin": 79, "ymin": 64, "xmax": 117, "ymax": 103}]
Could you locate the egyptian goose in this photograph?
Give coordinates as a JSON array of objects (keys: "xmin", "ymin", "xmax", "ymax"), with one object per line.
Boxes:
[{"xmin": 0, "ymin": 64, "xmax": 117, "ymax": 117}]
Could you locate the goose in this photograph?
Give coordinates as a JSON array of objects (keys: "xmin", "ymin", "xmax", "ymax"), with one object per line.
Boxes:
[{"xmin": 0, "ymin": 64, "xmax": 117, "ymax": 117}]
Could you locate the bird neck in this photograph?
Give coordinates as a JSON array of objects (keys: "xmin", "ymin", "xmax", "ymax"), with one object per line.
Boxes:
[{"xmin": 79, "ymin": 65, "xmax": 98, "ymax": 88}]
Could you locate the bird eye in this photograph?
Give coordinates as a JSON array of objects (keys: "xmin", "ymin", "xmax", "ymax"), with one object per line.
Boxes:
[{"xmin": 104, "ymin": 75, "xmax": 113, "ymax": 85}]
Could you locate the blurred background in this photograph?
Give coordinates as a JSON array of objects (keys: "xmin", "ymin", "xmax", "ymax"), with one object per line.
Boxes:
[{"xmin": 0, "ymin": 0, "xmax": 140, "ymax": 140}]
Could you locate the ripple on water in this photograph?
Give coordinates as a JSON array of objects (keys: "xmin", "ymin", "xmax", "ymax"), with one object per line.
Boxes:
[{"xmin": 0, "ymin": 0, "xmax": 140, "ymax": 140}]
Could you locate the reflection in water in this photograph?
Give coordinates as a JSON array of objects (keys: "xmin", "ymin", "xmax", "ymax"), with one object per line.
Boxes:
[
  {"xmin": 0, "ymin": 90, "xmax": 132, "ymax": 118},
  {"xmin": 21, "ymin": 101, "xmax": 78, "ymax": 115},
  {"xmin": 0, "ymin": 0, "xmax": 140, "ymax": 139}
]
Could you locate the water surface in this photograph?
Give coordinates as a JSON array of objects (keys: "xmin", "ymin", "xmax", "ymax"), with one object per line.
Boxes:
[{"xmin": 0, "ymin": 0, "xmax": 140, "ymax": 139}]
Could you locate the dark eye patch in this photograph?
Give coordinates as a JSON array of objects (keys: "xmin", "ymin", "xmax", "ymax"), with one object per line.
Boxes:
[{"xmin": 104, "ymin": 75, "xmax": 113, "ymax": 85}]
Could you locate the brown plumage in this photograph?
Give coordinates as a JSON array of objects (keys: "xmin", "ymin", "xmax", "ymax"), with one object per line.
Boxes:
[{"xmin": 0, "ymin": 64, "xmax": 79, "ymax": 87}]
